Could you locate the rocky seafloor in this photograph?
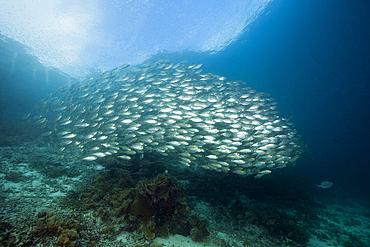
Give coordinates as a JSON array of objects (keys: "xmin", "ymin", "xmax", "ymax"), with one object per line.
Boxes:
[{"xmin": 1, "ymin": 140, "xmax": 369, "ymax": 247}]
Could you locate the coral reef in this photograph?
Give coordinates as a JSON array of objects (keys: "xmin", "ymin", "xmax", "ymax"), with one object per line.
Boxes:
[
  {"xmin": 33, "ymin": 212, "xmax": 81, "ymax": 247},
  {"xmin": 129, "ymin": 192, "xmax": 156, "ymax": 221},
  {"xmin": 49, "ymin": 167, "xmax": 67, "ymax": 178},
  {"xmin": 130, "ymin": 173, "xmax": 210, "ymax": 240},
  {"xmin": 248, "ymin": 208, "xmax": 310, "ymax": 245},
  {"xmin": 142, "ymin": 220, "xmax": 156, "ymax": 240},
  {"xmin": 190, "ymin": 227, "xmax": 203, "ymax": 242},
  {"xmin": 135, "ymin": 174, "xmax": 189, "ymax": 219},
  {"xmin": 62, "ymin": 162, "xmax": 208, "ymax": 242},
  {"xmin": 4, "ymin": 171, "xmax": 22, "ymax": 181},
  {"xmin": 154, "ymin": 224, "xmax": 169, "ymax": 238},
  {"xmin": 0, "ymin": 211, "xmax": 83, "ymax": 247}
]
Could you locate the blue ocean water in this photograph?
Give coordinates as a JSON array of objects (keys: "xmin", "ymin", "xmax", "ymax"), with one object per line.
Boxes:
[
  {"xmin": 1, "ymin": 0, "xmax": 369, "ymax": 200},
  {"xmin": 202, "ymin": 0, "xmax": 370, "ymax": 201},
  {"xmin": 0, "ymin": 0, "xmax": 370, "ymax": 245}
]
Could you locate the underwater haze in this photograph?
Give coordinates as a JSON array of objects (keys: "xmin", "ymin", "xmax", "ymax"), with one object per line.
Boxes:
[{"xmin": 1, "ymin": 0, "xmax": 370, "ymax": 246}]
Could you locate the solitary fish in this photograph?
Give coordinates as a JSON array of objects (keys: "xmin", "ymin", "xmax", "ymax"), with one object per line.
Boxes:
[
  {"xmin": 316, "ymin": 181, "xmax": 333, "ymax": 189},
  {"xmin": 93, "ymin": 165, "xmax": 106, "ymax": 171}
]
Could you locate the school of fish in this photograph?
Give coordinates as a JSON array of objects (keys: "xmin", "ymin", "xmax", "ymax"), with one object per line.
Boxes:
[{"xmin": 27, "ymin": 59, "xmax": 302, "ymax": 178}]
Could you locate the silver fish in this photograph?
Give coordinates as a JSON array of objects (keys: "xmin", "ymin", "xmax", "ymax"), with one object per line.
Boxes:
[
  {"xmin": 30, "ymin": 59, "xmax": 302, "ymax": 178},
  {"xmin": 316, "ymin": 181, "xmax": 333, "ymax": 189},
  {"xmin": 93, "ymin": 165, "xmax": 106, "ymax": 171}
]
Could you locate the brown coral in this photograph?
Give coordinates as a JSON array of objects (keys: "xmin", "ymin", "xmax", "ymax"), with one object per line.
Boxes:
[
  {"xmin": 154, "ymin": 224, "xmax": 169, "ymax": 238},
  {"xmin": 129, "ymin": 192, "xmax": 156, "ymax": 221},
  {"xmin": 31, "ymin": 212, "xmax": 80, "ymax": 247},
  {"xmin": 190, "ymin": 227, "xmax": 204, "ymax": 242},
  {"xmin": 142, "ymin": 220, "xmax": 156, "ymax": 240},
  {"xmin": 136, "ymin": 174, "xmax": 189, "ymax": 220},
  {"xmin": 5, "ymin": 171, "xmax": 22, "ymax": 181}
]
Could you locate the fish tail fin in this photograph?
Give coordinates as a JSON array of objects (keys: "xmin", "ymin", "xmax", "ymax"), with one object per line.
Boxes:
[{"xmin": 315, "ymin": 184, "xmax": 321, "ymax": 189}]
